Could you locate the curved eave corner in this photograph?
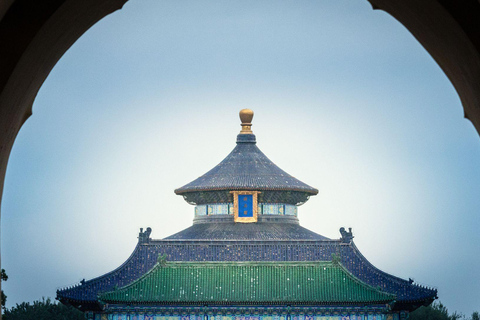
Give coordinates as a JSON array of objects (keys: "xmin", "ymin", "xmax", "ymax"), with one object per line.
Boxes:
[
  {"xmin": 346, "ymin": 241, "xmax": 437, "ymax": 310},
  {"xmin": 57, "ymin": 229, "xmax": 154, "ymax": 308}
]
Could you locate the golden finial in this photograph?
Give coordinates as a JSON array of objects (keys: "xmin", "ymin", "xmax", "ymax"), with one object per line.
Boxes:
[{"xmin": 239, "ymin": 109, "xmax": 254, "ymax": 134}]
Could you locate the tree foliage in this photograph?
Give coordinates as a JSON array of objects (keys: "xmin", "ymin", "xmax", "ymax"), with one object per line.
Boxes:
[
  {"xmin": 3, "ymin": 297, "xmax": 83, "ymax": 320},
  {"xmin": 409, "ymin": 302, "xmax": 480, "ymax": 320},
  {"xmin": 1, "ymin": 295, "xmax": 478, "ymax": 320},
  {"xmin": 1, "ymin": 269, "xmax": 7, "ymax": 310}
]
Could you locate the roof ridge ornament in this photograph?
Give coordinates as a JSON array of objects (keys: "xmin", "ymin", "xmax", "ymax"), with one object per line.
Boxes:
[
  {"xmin": 239, "ymin": 109, "xmax": 254, "ymax": 134},
  {"xmin": 157, "ymin": 253, "xmax": 168, "ymax": 267},
  {"xmin": 138, "ymin": 227, "xmax": 152, "ymax": 243},
  {"xmin": 340, "ymin": 227, "xmax": 354, "ymax": 244}
]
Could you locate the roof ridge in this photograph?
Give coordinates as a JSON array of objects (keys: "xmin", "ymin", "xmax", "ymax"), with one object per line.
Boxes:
[
  {"xmin": 57, "ymin": 241, "xmax": 142, "ymax": 294},
  {"xmin": 349, "ymin": 242, "xmax": 436, "ymax": 290},
  {"xmin": 331, "ymin": 259, "xmax": 396, "ymax": 300}
]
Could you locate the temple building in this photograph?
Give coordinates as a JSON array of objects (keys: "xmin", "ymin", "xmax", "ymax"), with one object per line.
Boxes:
[{"xmin": 57, "ymin": 109, "xmax": 437, "ymax": 320}]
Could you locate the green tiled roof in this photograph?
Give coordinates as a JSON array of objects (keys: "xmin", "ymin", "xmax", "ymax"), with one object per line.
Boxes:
[{"xmin": 100, "ymin": 261, "xmax": 395, "ymax": 305}]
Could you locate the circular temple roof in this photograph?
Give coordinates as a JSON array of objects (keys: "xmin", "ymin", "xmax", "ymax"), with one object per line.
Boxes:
[{"xmin": 174, "ymin": 110, "xmax": 318, "ymax": 201}]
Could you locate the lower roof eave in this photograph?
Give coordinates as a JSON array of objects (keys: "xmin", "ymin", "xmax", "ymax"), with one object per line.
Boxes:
[
  {"xmin": 57, "ymin": 297, "xmax": 103, "ymax": 312},
  {"xmin": 101, "ymin": 300, "xmax": 395, "ymax": 308},
  {"xmin": 393, "ymin": 297, "xmax": 437, "ymax": 312},
  {"xmin": 102, "ymin": 302, "xmax": 394, "ymax": 315}
]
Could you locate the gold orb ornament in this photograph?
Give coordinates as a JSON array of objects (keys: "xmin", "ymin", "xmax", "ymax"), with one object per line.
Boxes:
[{"xmin": 239, "ymin": 109, "xmax": 254, "ymax": 134}]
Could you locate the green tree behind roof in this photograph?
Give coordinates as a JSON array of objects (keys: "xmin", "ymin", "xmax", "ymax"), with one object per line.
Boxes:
[
  {"xmin": 1, "ymin": 269, "xmax": 7, "ymax": 311},
  {"xmin": 3, "ymin": 298, "xmax": 83, "ymax": 320},
  {"xmin": 408, "ymin": 301, "xmax": 475, "ymax": 320}
]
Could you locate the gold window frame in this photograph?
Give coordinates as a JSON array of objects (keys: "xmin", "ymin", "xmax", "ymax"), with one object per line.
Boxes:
[{"xmin": 231, "ymin": 191, "xmax": 260, "ymax": 223}]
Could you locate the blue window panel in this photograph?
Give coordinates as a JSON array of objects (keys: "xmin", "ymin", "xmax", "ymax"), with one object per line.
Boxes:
[{"xmin": 238, "ymin": 195, "xmax": 253, "ymax": 217}]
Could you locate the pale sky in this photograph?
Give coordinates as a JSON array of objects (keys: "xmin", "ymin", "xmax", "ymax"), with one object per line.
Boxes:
[{"xmin": 2, "ymin": 0, "xmax": 480, "ymax": 316}]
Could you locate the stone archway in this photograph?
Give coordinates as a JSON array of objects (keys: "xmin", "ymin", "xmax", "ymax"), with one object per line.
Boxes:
[
  {"xmin": 0, "ymin": 1, "xmax": 127, "ymax": 316},
  {"xmin": 368, "ymin": 0, "xmax": 480, "ymax": 135},
  {"xmin": 1, "ymin": 1, "xmax": 480, "ymax": 317},
  {"xmin": 0, "ymin": 0, "xmax": 128, "ymax": 229}
]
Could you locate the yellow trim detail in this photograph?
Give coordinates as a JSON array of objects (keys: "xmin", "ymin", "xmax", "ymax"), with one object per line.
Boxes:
[{"xmin": 231, "ymin": 191, "xmax": 260, "ymax": 223}]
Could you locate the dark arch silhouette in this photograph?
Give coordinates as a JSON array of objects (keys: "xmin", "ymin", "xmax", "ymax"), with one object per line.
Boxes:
[{"xmin": 1, "ymin": 1, "xmax": 480, "ymax": 317}]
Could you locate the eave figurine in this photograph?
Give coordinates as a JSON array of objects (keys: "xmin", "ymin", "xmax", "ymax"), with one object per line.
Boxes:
[{"xmin": 57, "ymin": 109, "xmax": 437, "ymax": 320}]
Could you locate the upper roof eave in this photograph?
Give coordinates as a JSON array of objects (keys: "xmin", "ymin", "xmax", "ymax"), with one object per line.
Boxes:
[
  {"xmin": 174, "ymin": 137, "xmax": 318, "ymax": 197},
  {"xmin": 174, "ymin": 186, "xmax": 319, "ymax": 195}
]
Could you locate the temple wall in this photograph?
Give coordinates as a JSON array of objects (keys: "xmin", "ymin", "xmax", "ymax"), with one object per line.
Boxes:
[
  {"xmin": 90, "ymin": 313, "xmax": 401, "ymax": 320},
  {"xmin": 194, "ymin": 204, "xmax": 298, "ymax": 216}
]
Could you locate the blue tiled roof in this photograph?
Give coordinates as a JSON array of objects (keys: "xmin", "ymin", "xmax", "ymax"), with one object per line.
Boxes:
[
  {"xmin": 57, "ymin": 236, "xmax": 436, "ymax": 311},
  {"xmin": 164, "ymin": 218, "xmax": 330, "ymax": 241},
  {"xmin": 175, "ymin": 134, "xmax": 318, "ymax": 196}
]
